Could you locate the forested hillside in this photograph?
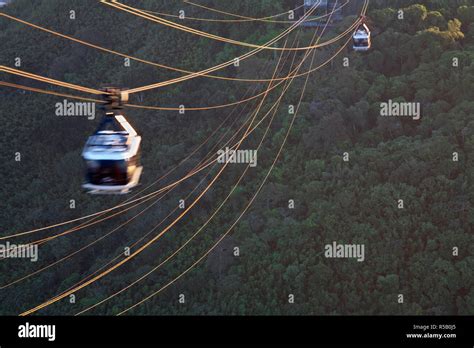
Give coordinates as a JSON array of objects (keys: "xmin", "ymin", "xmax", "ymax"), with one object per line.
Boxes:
[{"xmin": 0, "ymin": 0, "xmax": 472, "ymax": 315}]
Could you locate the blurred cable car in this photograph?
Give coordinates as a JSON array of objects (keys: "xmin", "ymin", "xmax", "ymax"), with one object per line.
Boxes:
[
  {"xmin": 82, "ymin": 88, "xmax": 142, "ymax": 194},
  {"xmin": 353, "ymin": 22, "xmax": 371, "ymax": 51}
]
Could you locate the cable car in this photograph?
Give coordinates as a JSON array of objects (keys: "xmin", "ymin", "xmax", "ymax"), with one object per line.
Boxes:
[
  {"xmin": 82, "ymin": 88, "xmax": 142, "ymax": 194},
  {"xmin": 353, "ymin": 22, "xmax": 371, "ymax": 51}
]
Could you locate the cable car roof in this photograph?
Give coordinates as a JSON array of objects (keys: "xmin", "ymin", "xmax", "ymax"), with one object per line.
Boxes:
[
  {"xmin": 82, "ymin": 135, "xmax": 141, "ymax": 161},
  {"xmin": 353, "ymin": 23, "xmax": 370, "ymax": 37},
  {"xmin": 353, "ymin": 32, "xmax": 369, "ymax": 39},
  {"xmin": 82, "ymin": 114, "xmax": 141, "ymax": 161}
]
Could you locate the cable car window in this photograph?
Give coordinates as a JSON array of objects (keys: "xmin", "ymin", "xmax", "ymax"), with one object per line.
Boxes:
[
  {"xmin": 354, "ymin": 38, "xmax": 369, "ymax": 45},
  {"xmin": 87, "ymin": 160, "xmax": 128, "ymax": 185}
]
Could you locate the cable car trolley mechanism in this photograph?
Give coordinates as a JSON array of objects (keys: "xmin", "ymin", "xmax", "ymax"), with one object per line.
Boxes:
[{"xmin": 82, "ymin": 88, "xmax": 142, "ymax": 194}]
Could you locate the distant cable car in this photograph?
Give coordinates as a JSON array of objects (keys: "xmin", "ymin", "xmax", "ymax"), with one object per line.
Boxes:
[
  {"xmin": 353, "ymin": 22, "xmax": 371, "ymax": 51},
  {"xmin": 82, "ymin": 88, "xmax": 142, "ymax": 194}
]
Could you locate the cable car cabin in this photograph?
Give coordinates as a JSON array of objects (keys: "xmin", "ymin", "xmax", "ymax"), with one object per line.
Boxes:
[
  {"xmin": 82, "ymin": 115, "xmax": 142, "ymax": 194},
  {"xmin": 352, "ymin": 23, "xmax": 371, "ymax": 51}
]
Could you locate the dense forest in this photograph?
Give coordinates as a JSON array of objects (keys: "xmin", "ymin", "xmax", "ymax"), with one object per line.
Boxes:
[{"xmin": 0, "ymin": 0, "xmax": 473, "ymax": 315}]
